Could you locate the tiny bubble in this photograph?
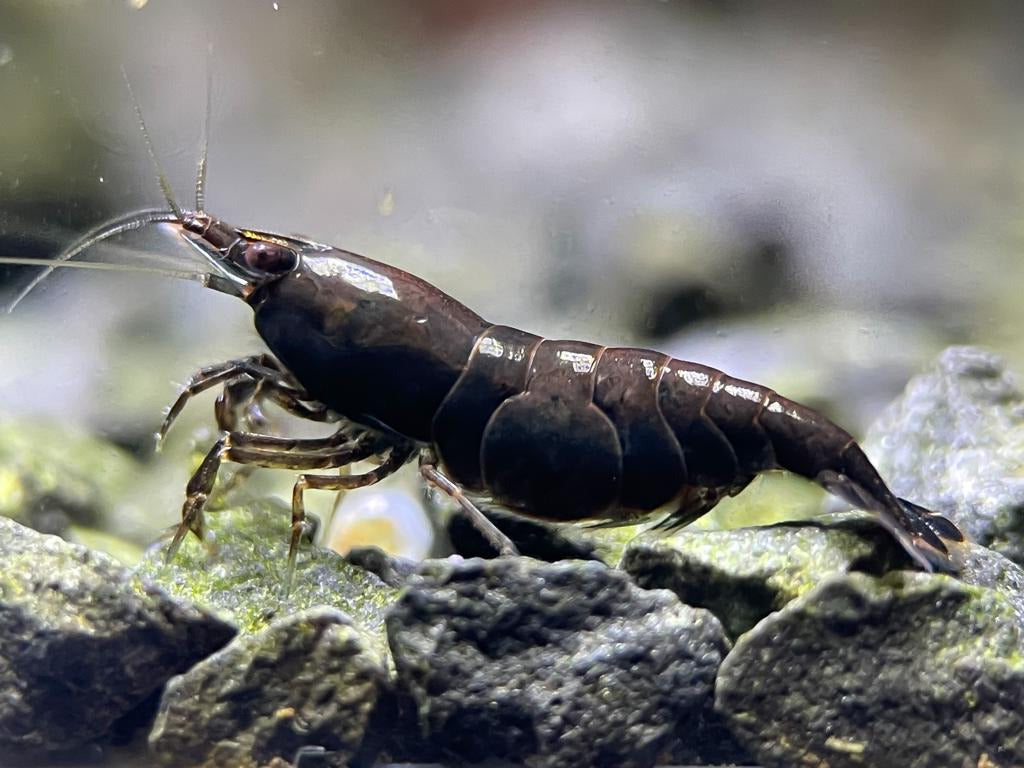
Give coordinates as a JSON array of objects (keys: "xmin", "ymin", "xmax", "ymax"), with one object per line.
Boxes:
[
  {"xmin": 0, "ymin": 44, "xmax": 13, "ymax": 67},
  {"xmin": 98, "ymin": 176, "xmax": 105, "ymax": 183},
  {"xmin": 377, "ymin": 188, "xmax": 395, "ymax": 217},
  {"xmin": 272, "ymin": 1, "xmax": 280, "ymax": 9}
]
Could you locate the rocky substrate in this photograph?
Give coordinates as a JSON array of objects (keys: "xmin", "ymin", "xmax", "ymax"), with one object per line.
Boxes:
[{"xmin": 0, "ymin": 345, "xmax": 1022, "ymax": 768}]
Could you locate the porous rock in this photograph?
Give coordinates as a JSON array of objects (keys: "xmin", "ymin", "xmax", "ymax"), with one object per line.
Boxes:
[
  {"xmin": 716, "ymin": 551, "xmax": 1024, "ymax": 768},
  {"xmin": 863, "ymin": 345, "xmax": 1024, "ymax": 564},
  {"xmin": 386, "ymin": 556, "xmax": 729, "ymax": 768},
  {"xmin": 149, "ymin": 607, "xmax": 387, "ymax": 768},
  {"xmin": 0, "ymin": 516, "xmax": 235, "ymax": 753},
  {"xmin": 625, "ymin": 511, "xmax": 1024, "ymax": 766},
  {"xmin": 446, "ymin": 505, "xmax": 604, "ymax": 562}
]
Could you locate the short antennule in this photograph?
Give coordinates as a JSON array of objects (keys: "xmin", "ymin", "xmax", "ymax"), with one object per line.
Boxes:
[
  {"xmin": 121, "ymin": 66, "xmax": 183, "ymax": 220},
  {"xmin": 195, "ymin": 45, "xmax": 213, "ymax": 212}
]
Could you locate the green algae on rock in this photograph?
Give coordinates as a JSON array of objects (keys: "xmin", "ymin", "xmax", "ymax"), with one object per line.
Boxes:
[
  {"xmin": 620, "ymin": 514, "xmax": 906, "ymax": 639},
  {"xmin": 0, "ymin": 516, "xmax": 235, "ymax": 754},
  {"xmin": 716, "ymin": 565, "xmax": 1024, "ymax": 768},
  {"xmin": 622, "ymin": 512, "xmax": 1024, "ymax": 766},
  {"xmin": 150, "ymin": 607, "xmax": 387, "ymax": 768},
  {"xmin": 133, "ymin": 500, "xmax": 399, "ymax": 656}
]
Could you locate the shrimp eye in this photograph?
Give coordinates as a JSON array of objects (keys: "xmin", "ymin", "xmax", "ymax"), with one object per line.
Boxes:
[{"xmin": 243, "ymin": 242, "xmax": 297, "ymax": 274}]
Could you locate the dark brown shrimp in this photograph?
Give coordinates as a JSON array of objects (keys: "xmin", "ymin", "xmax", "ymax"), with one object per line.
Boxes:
[
  {"xmin": 8, "ymin": 202, "xmax": 964, "ymax": 590},
  {"xmin": 197, "ymin": 220, "xmax": 965, "ymax": 577},
  {"xmin": 2, "ymin": 91, "xmax": 964, "ymax": 589}
]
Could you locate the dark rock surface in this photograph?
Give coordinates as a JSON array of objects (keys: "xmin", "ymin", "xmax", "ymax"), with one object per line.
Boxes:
[
  {"xmin": 150, "ymin": 607, "xmax": 387, "ymax": 768},
  {"xmin": 446, "ymin": 506, "xmax": 604, "ymax": 562},
  {"xmin": 386, "ymin": 556, "xmax": 730, "ymax": 768},
  {"xmin": 0, "ymin": 516, "xmax": 235, "ymax": 754},
  {"xmin": 717, "ymin": 559, "xmax": 1024, "ymax": 768},
  {"xmin": 863, "ymin": 345, "xmax": 1024, "ymax": 564},
  {"xmin": 625, "ymin": 513, "xmax": 1024, "ymax": 767}
]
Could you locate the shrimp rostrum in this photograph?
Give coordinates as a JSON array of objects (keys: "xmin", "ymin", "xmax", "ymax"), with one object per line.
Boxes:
[{"xmin": 5, "ymin": 187, "xmax": 964, "ymax": 590}]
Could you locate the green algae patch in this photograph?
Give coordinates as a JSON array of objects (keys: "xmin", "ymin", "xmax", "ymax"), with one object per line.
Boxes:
[
  {"xmin": 133, "ymin": 500, "xmax": 398, "ymax": 659},
  {"xmin": 620, "ymin": 514, "xmax": 889, "ymax": 638}
]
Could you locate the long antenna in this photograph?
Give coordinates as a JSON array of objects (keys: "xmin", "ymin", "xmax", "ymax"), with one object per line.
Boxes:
[
  {"xmin": 4, "ymin": 207, "xmax": 181, "ymax": 313},
  {"xmin": 0, "ymin": 256, "xmax": 207, "ymax": 283},
  {"xmin": 195, "ymin": 44, "xmax": 214, "ymax": 212},
  {"xmin": 121, "ymin": 65, "xmax": 183, "ymax": 220}
]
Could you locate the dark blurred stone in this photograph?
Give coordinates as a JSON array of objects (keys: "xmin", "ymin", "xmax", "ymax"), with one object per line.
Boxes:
[
  {"xmin": 149, "ymin": 607, "xmax": 387, "ymax": 768},
  {"xmin": 0, "ymin": 517, "xmax": 235, "ymax": 754},
  {"xmin": 863, "ymin": 345, "xmax": 1024, "ymax": 565},
  {"xmin": 640, "ymin": 281, "xmax": 725, "ymax": 338},
  {"xmin": 386, "ymin": 556, "xmax": 729, "ymax": 768}
]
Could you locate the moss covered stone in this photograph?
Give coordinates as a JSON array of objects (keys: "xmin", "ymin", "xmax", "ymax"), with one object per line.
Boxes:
[
  {"xmin": 621, "ymin": 508, "xmax": 1024, "ymax": 766},
  {"xmin": 133, "ymin": 501, "xmax": 398, "ymax": 657},
  {"xmin": 149, "ymin": 607, "xmax": 387, "ymax": 768},
  {"xmin": 716, "ymin": 564, "xmax": 1024, "ymax": 767},
  {"xmin": 0, "ymin": 420, "xmax": 141, "ymax": 542},
  {"xmin": 0, "ymin": 517, "xmax": 234, "ymax": 753},
  {"xmin": 620, "ymin": 514, "xmax": 905, "ymax": 638}
]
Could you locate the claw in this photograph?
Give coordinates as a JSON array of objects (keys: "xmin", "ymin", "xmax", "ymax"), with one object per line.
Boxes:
[{"xmin": 165, "ymin": 520, "xmax": 190, "ymax": 563}]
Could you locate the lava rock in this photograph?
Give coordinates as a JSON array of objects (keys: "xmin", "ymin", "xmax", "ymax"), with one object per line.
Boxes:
[
  {"xmin": 447, "ymin": 506, "xmax": 604, "ymax": 563},
  {"xmin": 0, "ymin": 517, "xmax": 235, "ymax": 754},
  {"xmin": 862, "ymin": 345, "xmax": 1024, "ymax": 564},
  {"xmin": 386, "ymin": 556, "xmax": 729, "ymax": 768},
  {"xmin": 134, "ymin": 502, "xmax": 398, "ymax": 655},
  {"xmin": 343, "ymin": 546, "xmax": 420, "ymax": 588},
  {"xmin": 716, "ymin": 553, "xmax": 1024, "ymax": 768},
  {"xmin": 620, "ymin": 514, "xmax": 914, "ymax": 639},
  {"xmin": 624, "ymin": 517, "xmax": 1024, "ymax": 765},
  {"xmin": 149, "ymin": 607, "xmax": 387, "ymax": 768}
]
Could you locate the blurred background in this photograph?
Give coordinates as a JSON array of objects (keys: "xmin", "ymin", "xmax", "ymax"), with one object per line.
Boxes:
[{"xmin": 1, "ymin": 0, "xmax": 1023, "ymax": 558}]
